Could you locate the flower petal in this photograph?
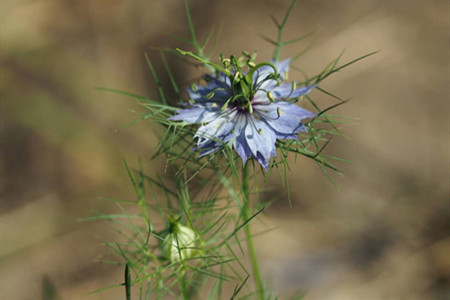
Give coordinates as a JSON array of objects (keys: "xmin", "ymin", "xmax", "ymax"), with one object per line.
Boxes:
[
  {"xmin": 243, "ymin": 116, "xmax": 277, "ymax": 169},
  {"xmin": 255, "ymin": 101, "xmax": 315, "ymax": 134},
  {"xmin": 271, "ymin": 83, "xmax": 316, "ymax": 99},
  {"xmin": 169, "ymin": 106, "xmax": 221, "ymax": 124},
  {"xmin": 274, "ymin": 59, "xmax": 291, "ymax": 78},
  {"xmin": 253, "ymin": 59, "xmax": 291, "ymax": 90},
  {"xmin": 196, "ymin": 140, "xmax": 221, "ymax": 157},
  {"xmin": 194, "ymin": 111, "xmax": 237, "ymax": 147},
  {"xmin": 230, "ymin": 114, "xmax": 252, "ymax": 164},
  {"xmin": 187, "ymin": 79, "xmax": 231, "ymax": 104}
]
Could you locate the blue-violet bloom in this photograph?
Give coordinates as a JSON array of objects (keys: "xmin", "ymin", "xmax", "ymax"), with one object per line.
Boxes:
[{"xmin": 169, "ymin": 58, "xmax": 316, "ymax": 169}]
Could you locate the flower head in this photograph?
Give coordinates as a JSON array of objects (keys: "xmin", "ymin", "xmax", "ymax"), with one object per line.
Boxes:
[{"xmin": 170, "ymin": 56, "xmax": 316, "ymax": 169}]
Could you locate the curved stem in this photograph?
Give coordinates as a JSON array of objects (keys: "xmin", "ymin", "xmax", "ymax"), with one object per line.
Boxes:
[{"xmin": 242, "ymin": 163, "xmax": 265, "ymax": 299}]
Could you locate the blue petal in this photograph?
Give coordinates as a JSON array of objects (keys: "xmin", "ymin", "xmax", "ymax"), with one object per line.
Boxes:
[
  {"xmin": 271, "ymin": 83, "xmax": 316, "ymax": 99},
  {"xmin": 254, "ymin": 101, "xmax": 315, "ymax": 135},
  {"xmin": 234, "ymin": 134, "xmax": 253, "ymax": 164},
  {"xmin": 196, "ymin": 140, "xmax": 220, "ymax": 157},
  {"xmin": 187, "ymin": 79, "xmax": 231, "ymax": 104},
  {"xmin": 243, "ymin": 117, "xmax": 277, "ymax": 169},
  {"xmin": 231, "ymin": 114, "xmax": 253, "ymax": 164},
  {"xmin": 253, "ymin": 59, "xmax": 291, "ymax": 90},
  {"xmin": 194, "ymin": 111, "xmax": 237, "ymax": 148},
  {"xmin": 169, "ymin": 106, "xmax": 220, "ymax": 124},
  {"xmin": 274, "ymin": 59, "xmax": 291, "ymax": 78}
]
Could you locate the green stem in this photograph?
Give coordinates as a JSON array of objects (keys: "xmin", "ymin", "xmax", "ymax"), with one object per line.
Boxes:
[
  {"xmin": 242, "ymin": 163, "xmax": 265, "ymax": 299},
  {"xmin": 273, "ymin": 0, "xmax": 298, "ymax": 62},
  {"xmin": 178, "ymin": 267, "xmax": 189, "ymax": 300}
]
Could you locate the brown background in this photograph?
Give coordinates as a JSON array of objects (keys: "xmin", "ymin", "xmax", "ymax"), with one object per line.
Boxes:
[{"xmin": 2, "ymin": 0, "xmax": 448, "ymax": 299}]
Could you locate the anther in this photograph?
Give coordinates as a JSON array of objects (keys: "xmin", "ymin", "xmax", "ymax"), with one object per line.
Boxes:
[
  {"xmin": 233, "ymin": 71, "xmax": 240, "ymax": 82},
  {"xmin": 277, "ymin": 107, "xmax": 282, "ymax": 117}
]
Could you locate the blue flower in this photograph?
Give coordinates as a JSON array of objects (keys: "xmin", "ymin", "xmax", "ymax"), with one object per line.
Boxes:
[{"xmin": 169, "ymin": 58, "xmax": 316, "ymax": 169}]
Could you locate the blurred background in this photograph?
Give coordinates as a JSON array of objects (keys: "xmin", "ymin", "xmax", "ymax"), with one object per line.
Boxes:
[{"xmin": 2, "ymin": 0, "xmax": 448, "ymax": 299}]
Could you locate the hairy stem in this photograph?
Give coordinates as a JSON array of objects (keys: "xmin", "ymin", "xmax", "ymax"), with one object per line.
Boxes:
[{"xmin": 242, "ymin": 163, "xmax": 265, "ymax": 299}]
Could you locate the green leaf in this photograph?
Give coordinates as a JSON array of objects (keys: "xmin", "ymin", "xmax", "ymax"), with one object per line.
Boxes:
[{"xmin": 145, "ymin": 54, "xmax": 167, "ymax": 104}]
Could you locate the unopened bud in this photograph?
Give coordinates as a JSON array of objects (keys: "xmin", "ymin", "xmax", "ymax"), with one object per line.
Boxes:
[{"xmin": 161, "ymin": 223, "xmax": 197, "ymax": 263}]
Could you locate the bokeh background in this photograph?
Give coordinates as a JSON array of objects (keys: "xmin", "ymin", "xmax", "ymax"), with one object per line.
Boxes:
[{"xmin": 2, "ymin": 0, "xmax": 448, "ymax": 299}]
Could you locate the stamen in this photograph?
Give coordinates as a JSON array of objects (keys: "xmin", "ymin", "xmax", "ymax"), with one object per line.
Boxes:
[
  {"xmin": 233, "ymin": 71, "xmax": 240, "ymax": 82},
  {"xmin": 222, "ymin": 58, "xmax": 231, "ymax": 68},
  {"xmin": 277, "ymin": 107, "xmax": 282, "ymax": 117},
  {"xmin": 221, "ymin": 97, "xmax": 232, "ymax": 111}
]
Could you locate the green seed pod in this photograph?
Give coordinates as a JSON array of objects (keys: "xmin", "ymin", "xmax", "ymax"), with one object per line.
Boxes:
[{"xmin": 161, "ymin": 223, "xmax": 197, "ymax": 263}]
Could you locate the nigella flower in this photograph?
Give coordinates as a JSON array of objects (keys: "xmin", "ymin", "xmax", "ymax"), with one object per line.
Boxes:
[{"xmin": 170, "ymin": 57, "xmax": 316, "ymax": 169}]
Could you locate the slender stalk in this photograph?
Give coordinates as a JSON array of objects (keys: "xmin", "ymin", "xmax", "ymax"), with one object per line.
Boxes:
[
  {"xmin": 273, "ymin": 0, "xmax": 298, "ymax": 61},
  {"xmin": 242, "ymin": 163, "xmax": 265, "ymax": 299},
  {"xmin": 125, "ymin": 263, "xmax": 131, "ymax": 300},
  {"xmin": 178, "ymin": 267, "xmax": 189, "ymax": 300}
]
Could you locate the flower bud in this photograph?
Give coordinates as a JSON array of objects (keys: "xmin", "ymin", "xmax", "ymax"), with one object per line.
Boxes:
[{"xmin": 161, "ymin": 222, "xmax": 197, "ymax": 263}]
